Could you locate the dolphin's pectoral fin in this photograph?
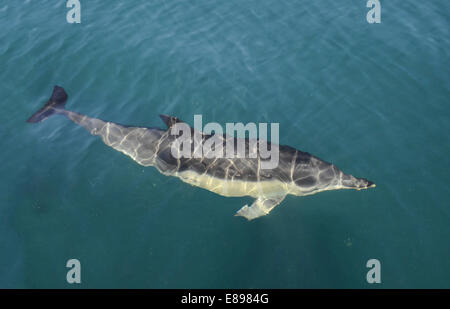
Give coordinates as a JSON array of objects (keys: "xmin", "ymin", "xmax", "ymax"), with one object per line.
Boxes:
[{"xmin": 235, "ymin": 194, "xmax": 286, "ymax": 220}]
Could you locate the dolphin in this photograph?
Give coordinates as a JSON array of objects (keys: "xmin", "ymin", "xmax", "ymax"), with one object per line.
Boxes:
[{"xmin": 27, "ymin": 86, "xmax": 375, "ymax": 220}]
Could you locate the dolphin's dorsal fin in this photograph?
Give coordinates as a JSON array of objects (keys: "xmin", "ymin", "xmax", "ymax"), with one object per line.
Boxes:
[{"xmin": 159, "ymin": 114, "xmax": 185, "ymax": 128}]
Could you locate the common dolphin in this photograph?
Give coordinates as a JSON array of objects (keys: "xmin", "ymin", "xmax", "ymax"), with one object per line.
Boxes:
[{"xmin": 27, "ymin": 86, "xmax": 375, "ymax": 220}]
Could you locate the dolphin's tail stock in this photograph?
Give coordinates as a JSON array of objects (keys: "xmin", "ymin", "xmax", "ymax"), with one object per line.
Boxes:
[{"xmin": 27, "ymin": 85, "xmax": 68, "ymax": 123}]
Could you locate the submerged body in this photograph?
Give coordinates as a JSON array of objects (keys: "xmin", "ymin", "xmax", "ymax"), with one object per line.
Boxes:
[{"xmin": 27, "ymin": 86, "xmax": 375, "ymax": 220}]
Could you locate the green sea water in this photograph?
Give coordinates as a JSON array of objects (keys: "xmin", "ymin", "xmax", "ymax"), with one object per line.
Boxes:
[{"xmin": 0, "ymin": 1, "xmax": 449, "ymax": 288}]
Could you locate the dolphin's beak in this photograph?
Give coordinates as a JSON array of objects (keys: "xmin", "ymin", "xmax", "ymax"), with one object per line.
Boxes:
[
  {"xmin": 366, "ymin": 180, "xmax": 376, "ymax": 189},
  {"xmin": 342, "ymin": 174, "xmax": 376, "ymax": 190}
]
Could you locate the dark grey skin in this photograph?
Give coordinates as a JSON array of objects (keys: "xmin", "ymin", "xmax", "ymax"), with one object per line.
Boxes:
[{"xmin": 27, "ymin": 86, "xmax": 375, "ymax": 220}]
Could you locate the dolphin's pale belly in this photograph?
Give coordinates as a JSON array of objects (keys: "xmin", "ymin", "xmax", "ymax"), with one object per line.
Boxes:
[
  {"xmin": 174, "ymin": 169, "xmax": 289, "ymax": 198},
  {"xmin": 170, "ymin": 161, "xmax": 352, "ymax": 198},
  {"xmin": 173, "ymin": 166, "xmax": 347, "ymax": 199}
]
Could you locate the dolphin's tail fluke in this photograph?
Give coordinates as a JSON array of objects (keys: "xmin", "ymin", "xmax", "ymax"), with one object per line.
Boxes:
[{"xmin": 27, "ymin": 85, "xmax": 68, "ymax": 123}]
